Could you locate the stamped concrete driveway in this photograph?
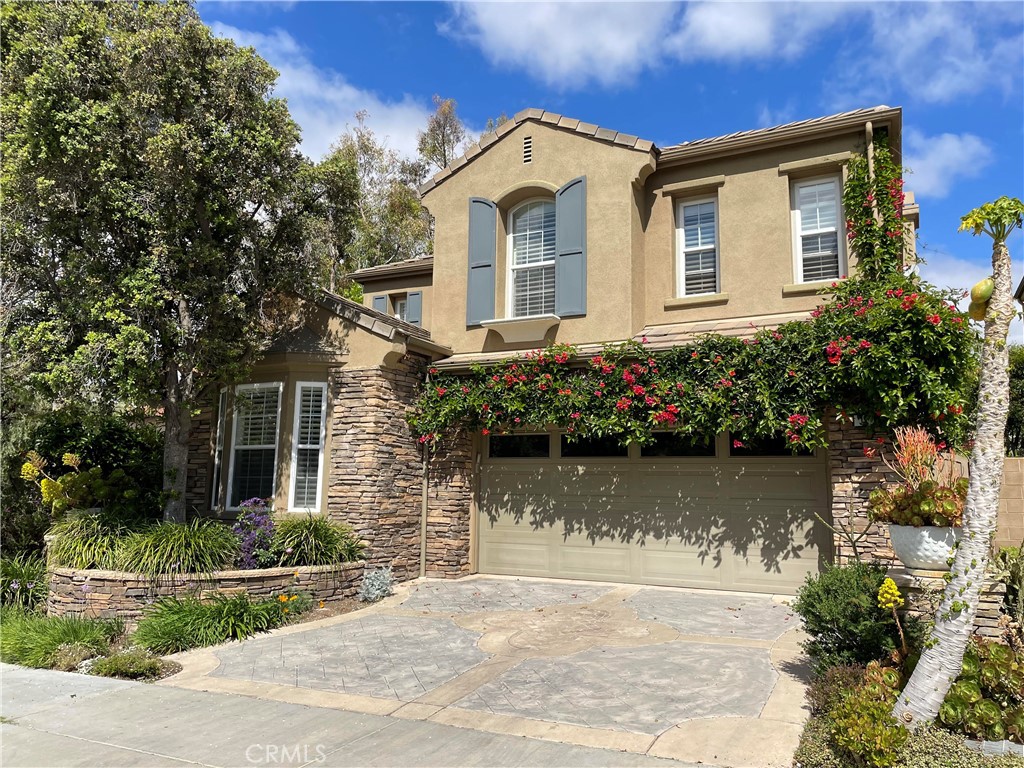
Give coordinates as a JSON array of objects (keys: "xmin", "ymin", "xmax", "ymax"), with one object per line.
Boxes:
[{"xmin": 165, "ymin": 577, "xmax": 811, "ymax": 768}]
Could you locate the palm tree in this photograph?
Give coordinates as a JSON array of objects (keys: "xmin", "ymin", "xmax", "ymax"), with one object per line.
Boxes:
[{"xmin": 894, "ymin": 197, "xmax": 1023, "ymax": 725}]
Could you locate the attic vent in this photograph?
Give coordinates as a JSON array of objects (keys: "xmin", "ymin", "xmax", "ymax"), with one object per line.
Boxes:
[{"xmin": 522, "ymin": 135, "xmax": 533, "ymax": 164}]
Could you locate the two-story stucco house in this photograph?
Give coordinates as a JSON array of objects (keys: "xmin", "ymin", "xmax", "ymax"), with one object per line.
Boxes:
[{"xmin": 186, "ymin": 105, "xmax": 917, "ymax": 594}]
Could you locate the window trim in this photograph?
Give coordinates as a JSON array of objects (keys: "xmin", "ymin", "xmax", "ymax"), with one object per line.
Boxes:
[
  {"xmin": 392, "ymin": 295, "xmax": 408, "ymax": 322},
  {"xmin": 675, "ymin": 196, "xmax": 720, "ymax": 297},
  {"xmin": 288, "ymin": 381, "xmax": 328, "ymax": 512},
  {"xmin": 506, "ymin": 196, "xmax": 556, "ymax": 319},
  {"xmin": 791, "ymin": 175, "xmax": 845, "ymax": 285},
  {"xmin": 210, "ymin": 387, "xmax": 228, "ymax": 509},
  {"xmin": 226, "ymin": 381, "xmax": 283, "ymax": 512}
]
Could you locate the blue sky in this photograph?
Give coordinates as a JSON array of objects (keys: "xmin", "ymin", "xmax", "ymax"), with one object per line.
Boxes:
[{"xmin": 199, "ymin": 1, "xmax": 1024, "ymax": 335}]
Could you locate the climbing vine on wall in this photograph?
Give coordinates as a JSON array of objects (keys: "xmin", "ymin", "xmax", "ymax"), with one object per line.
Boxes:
[{"xmin": 410, "ymin": 143, "xmax": 979, "ymax": 451}]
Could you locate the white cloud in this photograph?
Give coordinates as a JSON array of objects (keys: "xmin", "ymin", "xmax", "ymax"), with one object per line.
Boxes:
[
  {"xmin": 903, "ymin": 129, "xmax": 994, "ymax": 199},
  {"xmin": 756, "ymin": 100, "xmax": 798, "ymax": 129},
  {"xmin": 665, "ymin": 2, "xmax": 847, "ymax": 62},
  {"xmin": 440, "ymin": 2, "xmax": 678, "ymax": 89},
  {"xmin": 918, "ymin": 248, "xmax": 1024, "ymax": 342},
  {"xmin": 210, "ymin": 22, "xmax": 430, "ymax": 159}
]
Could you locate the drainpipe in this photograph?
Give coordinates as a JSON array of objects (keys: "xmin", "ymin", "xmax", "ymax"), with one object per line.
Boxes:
[{"xmin": 865, "ymin": 121, "xmax": 881, "ymax": 227}]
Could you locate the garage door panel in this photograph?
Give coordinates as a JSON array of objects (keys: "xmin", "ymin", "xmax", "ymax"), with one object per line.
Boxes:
[{"xmin": 479, "ymin": 451, "xmax": 828, "ymax": 593}]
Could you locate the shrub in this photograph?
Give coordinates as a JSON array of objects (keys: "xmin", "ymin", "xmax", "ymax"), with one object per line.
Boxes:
[
  {"xmin": 0, "ymin": 606, "xmax": 121, "ymax": 669},
  {"xmin": 133, "ymin": 591, "xmax": 310, "ymax": 654},
  {"xmin": 806, "ymin": 664, "xmax": 866, "ymax": 716},
  {"xmin": 273, "ymin": 514, "xmax": 363, "ymax": 567},
  {"xmin": 993, "ymin": 544, "xmax": 1023, "ymax": 625},
  {"xmin": 118, "ymin": 519, "xmax": 238, "ymax": 577},
  {"xmin": 828, "ymin": 662, "xmax": 908, "ymax": 767},
  {"xmin": 939, "ymin": 638, "xmax": 1024, "ymax": 744},
  {"xmin": 46, "ymin": 512, "xmax": 129, "ymax": 569},
  {"xmin": 232, "ymin": 498, "xmax": 276, "ymax": 570},
  {"xmin": 793, "ymin": 562, "xmax": 922, "ymax": 673},
  {"xmin": 0, "ymin": 553, "xmax": 47, "ymax": 610},
  {"xmin": 90, "ymin": 649, "xmax": 172, "ymax": 680},
  {"xmin": 358, "ymin": 566, "xmax": 394, "ymax": 603}
]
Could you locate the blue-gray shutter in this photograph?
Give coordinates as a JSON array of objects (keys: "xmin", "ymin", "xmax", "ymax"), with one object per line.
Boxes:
[
  {"xmin": 466, "ymin": 197, "xmax": 497, "ymax": 325},
  {"xmin": 406, "ymin": 291, "xmax": 422, "ymax": 326},
  {"xmin": 555, "ymin": 176, "xmax": 587, "ymax": 317},
  {"xmin": 372, "ymin": 295, "xmax": 386, "ymax": 313}
]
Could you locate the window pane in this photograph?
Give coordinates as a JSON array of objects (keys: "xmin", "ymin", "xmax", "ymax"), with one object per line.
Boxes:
[
  {"xmin": 296, "ymin": 386, "xmax": 324, "ymax": 446},
  {"xmin": 488, "ymin": 434, "xmax": 551, "ymax": 459},
  {"xmin": 232, "ymin": 448, "xmax": 276, "ymax": 503},
  {"xmin": 642, "ymin": 433, "xmax": 716, "ymax": 457},
  {"xmin": 683, "ymin": 202, "xmax": 716, "ymax": 248},
  {"xmin": 513, "ymin": 264, "xmax": 556, "ymax": 316},
  {"xmin": 730, "ymin": 434, "xmax": 813, "ymax": 457},
  {"xmin": 798, "ymin": 182, "xmax": 837, "ymax": 232},
  {"xmin": 684, "ymin": 250, "xmax": 717, "ymax": 295},
  {"xmin": 236, "ymin": 389, "xmax": 280, "ymax": 446},
  {"xmin": 560, "ymin": 434, "xmax": 629, "ymax": 458},
  {"xmin": 801, "ymin": 233, "xmax": 840, "ymax": 281},
  {"xmin": 511, "ymin": 201, "xmax": 555, "ymax": 266},
  {"xmin": 292, "ymin": 447, "xmax": 320, "ymax": 508}
]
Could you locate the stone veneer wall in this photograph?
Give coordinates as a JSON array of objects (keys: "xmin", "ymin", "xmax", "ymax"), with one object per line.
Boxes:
[
  {"xmin": 326, "ymin": 355, "xmax": 472, "ymax": 581},
  {"xmin": 996, "ymin": 457, "xmax": 1024, "ymax": 550},
  {"xmin": 48, "ymin": 563, "xmax": 363, "ymax": 621},
  {"xmin": 185, "ymin": 405, "xmax": 214, "ymax": 514},
  {"xmin": 892, "ymin": 570, "xmax": 1009, "ymax": 640}
]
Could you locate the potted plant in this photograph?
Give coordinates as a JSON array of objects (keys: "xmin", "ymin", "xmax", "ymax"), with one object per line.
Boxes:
[{"xmin": 869, "ymin": 426, "xmax": 968, "ymax": 571}]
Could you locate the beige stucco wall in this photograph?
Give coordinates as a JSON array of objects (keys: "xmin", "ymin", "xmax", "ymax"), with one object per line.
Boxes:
[
  {"xmin": 363, "ymin": 274, "xmax": 433, "ymax": 331},
  {"xmin": 422, "ymin": 121, "xmax": 653, "ymax": 353},
  {"xmin": 996, "ymin": 457, "xmax": 1024, "ymax": 550},
  {"xmin": 644, "ymin": 132, "xmax": 863, "ymax": 331},
  {"xmin": 421, "ymin": 120, "xmax": 890, "ymax": 353}
]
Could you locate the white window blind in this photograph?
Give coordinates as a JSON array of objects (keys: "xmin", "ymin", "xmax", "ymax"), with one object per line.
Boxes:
[
  {"xmin": 290, "ymin": 382, "xmax": 327, "ymax": 511},
  {"xmin": 509, "ymin": 200, "xmax": 556, "ymax": 317},
  {"xmin": 228, "ymin": 383, "xmax": 281, "ymax": 508},
  {"xmin": 795, "ymin": 179, "xmax": 842, "ymax": 282},
  {"xmin": 677, "ymin": 199, "xmax": 718, "ymax": 296}
]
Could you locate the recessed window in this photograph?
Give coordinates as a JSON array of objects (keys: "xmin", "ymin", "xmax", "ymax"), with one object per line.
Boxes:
[
  {"xmin": 793, "ymin": 177, "xmax": 843, "ymax": 283},
  {"xmin": 488, "ymin": 434, "xmax": 550, "ymax": 458},
  {"xmin": 228, "ymin": 383, "xmax": 282, "ymax": 508},
  {"xmin": 642, "ymin": 432, "xmax": 716, "ymax": 458},
  {"xmin": 523, "ymin": 135, "xmax": 533, "ymax": 164},
  {"xmin": 393, "ymin": 295, "xmax": 408, "ymax": 322},
  {"xmin": 560, "ymin": 434, "xmax": 628, "ymax": 458},
  {"xmin": 729, "ymin": 434, "xmax": 813, "ymax": 457},
  {"xmin": 676, "ymin": 198, "xmax": 718, "ymax": 296},
  {"xmin": 508, "ymin": 199, "xmax": 556, "ymax": 317}
]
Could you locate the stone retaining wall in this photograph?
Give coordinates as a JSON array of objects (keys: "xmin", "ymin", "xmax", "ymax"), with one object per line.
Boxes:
[{"xmin": 47, "ymin": 563, "xmax": 363, "ymax": 621}]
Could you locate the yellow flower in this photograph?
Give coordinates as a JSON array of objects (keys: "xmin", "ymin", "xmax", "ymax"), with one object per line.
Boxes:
[
  {"xmin": 40, "ymin": 478, "xmax": 61, "ymax": 504},
  {"xmin": 278, "ymin": 595, "xmax": 288, "ymax": 602},
  {"xmin": 318, "ymin": 601, "xmax": 325, "ymax": 609},
  {"xmin": 283, "ymin": 608, "xmax": 289, "ymax": 614},
  {"xmin": 289, "ymin": 595, "xmax": 297, "ymax": 601},
  {"xmin": 877, "ymin": 578, "xmax": 904, "ymax": 610},
  {"xmin": 20, "ymin": 462, "xmax": 39, "ymax": 481},
  {"xmin": 61, "ymin": 453, "xmax": 81, "ymax": 469}
]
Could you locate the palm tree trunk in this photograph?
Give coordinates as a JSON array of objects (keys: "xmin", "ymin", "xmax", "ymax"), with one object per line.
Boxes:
[{"xmin": 893, "ymin": 240, "xmax": 1013, "ymax": 725}]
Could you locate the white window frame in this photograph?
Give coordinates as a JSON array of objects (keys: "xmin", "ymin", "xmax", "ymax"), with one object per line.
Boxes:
[
  {"xmin": 393, "ymin": 295, "xmax": 408, "ymax": 322},
  {"xmin": 210, "ymin": 387, "xmax": 228, "ymax": 509},
  {"xmin": 506, "ymin": 197, "xmax": 556, "ymax": 319},
  {"xmin": 675, "ymin": 196, "xmax": 720, "ymax": 297},
  {"xmin": 226, "ymin": 381, "xmax": 283, "ymax": 511},
  {"xmin": 791, "ymin": 175, "xmax": 845, "ymax": 284},
  {"xmin": 288, "ymin": 381, "xmax": 328, "ymax": 512}
]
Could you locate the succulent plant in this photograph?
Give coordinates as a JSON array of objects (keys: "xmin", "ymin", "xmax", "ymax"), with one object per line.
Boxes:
[
  {"xmin": 939, "ymin": 697, "xmax": 968, "ymax": 726},
  {"xmin": 976, "ymin": 698, "xmax": 1003, "ymax": 727}
]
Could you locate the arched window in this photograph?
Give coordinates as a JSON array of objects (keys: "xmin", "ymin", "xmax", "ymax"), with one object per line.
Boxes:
[{"xmin": 508, "ymin": 199, "xmax": 556, "ymax": 317}]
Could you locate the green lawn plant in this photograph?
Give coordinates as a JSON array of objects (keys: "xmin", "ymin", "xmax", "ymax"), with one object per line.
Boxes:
[
  {"xmin": 273, "ymin": 514, "xmax": 364, "ymax": 567},
  {"xmin": 0, "ymin": 606, "xmax": 121, "ymax": 669},
  {"xmin": 133, "ymin": 591, "xmax": 311, "ymax": 654},
  {"xmin": 0, "ymin": 553, "xmax": 47, "ymax": 610}
]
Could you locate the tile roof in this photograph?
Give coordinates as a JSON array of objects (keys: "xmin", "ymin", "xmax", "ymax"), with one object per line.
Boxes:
[
  {"xmin": 315, "ymin": 289, "xmax": 449, "ymax": 352},
  {"xmin": 350, "ymin": 256, "xmax": 434, "ymax": 282}
]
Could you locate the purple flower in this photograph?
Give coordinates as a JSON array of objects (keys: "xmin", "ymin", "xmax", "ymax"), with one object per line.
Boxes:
[
  {"xmin": 26, "ymin": 582, "xmax": 35, "ymax": 590},
  {"xmin": 81, "ymin": 584, "xmax": 91, "ymax": 593},
  {"xmin": 9, "ymin": 581, "xmax": 19, "ymax": 591}
]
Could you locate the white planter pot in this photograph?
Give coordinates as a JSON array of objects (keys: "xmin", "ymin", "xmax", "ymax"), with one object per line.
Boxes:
[{"xmin": 888, "ymin": 524, "xmax": 962, "ymax": 570}]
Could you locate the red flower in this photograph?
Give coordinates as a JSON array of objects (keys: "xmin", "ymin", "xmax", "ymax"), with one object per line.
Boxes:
[
  {"xmin": 482, "ymin": 428, "xmax": 490, "ymax": 435},
  {"xmin": 632, "ymin": 384, "xmax": 645, "ymax": 395},
  {"xmin": 926, "ymin": 314, "xmax": 941, "ymax": 325},
  {"xmin": 570, "ymin": 412, "xmax": 581, "ymax": 420},
  {"xmin": 428, "ymin": 368, "xmax": 438, "ymax": 375},
  {"xmin": 623, "ymin": 371, "xmax": 636, "ymax": 384},
  {"xmin": 436, "ymin": 387, "xmax": 447, "ymax": 396},
  {"xmin": 863, "ymin": 446, "xmax": 877, "ymax": 458},
  {"xmin": 732, "ymin": 440, "xmax": 744, "ymax": 448},
  {"xmin": 461, "ymin": 386, "xmax": 470, "ymax": 394},
  {"xmin": 691, "ymin": 351, "xmax": 699, "ymax": 359},
  {"xmin": 615, "ymin": 398, "xmax": 631, "ymax": 411}
]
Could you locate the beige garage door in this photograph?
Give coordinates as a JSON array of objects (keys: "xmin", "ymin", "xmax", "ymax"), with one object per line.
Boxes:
[{"xmin": 478, "ymin": 432, "xmax": 831, "ymax": 594}]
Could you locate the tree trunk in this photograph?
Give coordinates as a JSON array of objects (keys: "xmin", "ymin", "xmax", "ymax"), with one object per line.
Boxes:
[
  {"xmin": 162, "ymin": 364, "xmax": 192, "ymax": 523},
  {"xmin": 893, "ymin": 241, "xmax": 1013, "ymax": 725}
]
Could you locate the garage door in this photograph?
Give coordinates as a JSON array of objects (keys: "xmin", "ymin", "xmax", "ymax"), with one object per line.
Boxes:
[{"xmin": 477, "ymin": 432, "xmax": 831, "ymax": 594}]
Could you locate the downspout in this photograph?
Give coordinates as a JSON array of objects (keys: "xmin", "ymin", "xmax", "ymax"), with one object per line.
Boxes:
[
  {"xmin": 420, "ymin": 444, "xmax": 428, "ymax": 578},
  {"xmin": 865, "ymin": 121, "xmax": 881, "ymax": 227}
]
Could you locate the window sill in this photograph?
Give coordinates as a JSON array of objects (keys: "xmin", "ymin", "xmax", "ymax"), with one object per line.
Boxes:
[
  {"xmin": 664, "ymin": 293, "xmax": 730, "ymax": 310},
  {"xmin": 481, "ymin": 314, "xmax": 561, "ymax": 343},
  {"xmin": 782, "ymin": 280, "xmax": 842, "ymax": 297}
]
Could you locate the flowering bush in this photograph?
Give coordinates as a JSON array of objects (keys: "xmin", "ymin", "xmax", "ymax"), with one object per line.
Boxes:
[
  {"xmin": 868, "ymin": 426, "xmax": 967, "ymax": 527},
  {"xmin": 232, "ymin": 498, "xmax": 276, "ymax": 569}
]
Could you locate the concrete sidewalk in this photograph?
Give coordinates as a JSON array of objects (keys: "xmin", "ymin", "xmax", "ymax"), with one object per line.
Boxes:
[{"xmin": 0, "ymin": 664, "xmax": 701, "ymax": 768}]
